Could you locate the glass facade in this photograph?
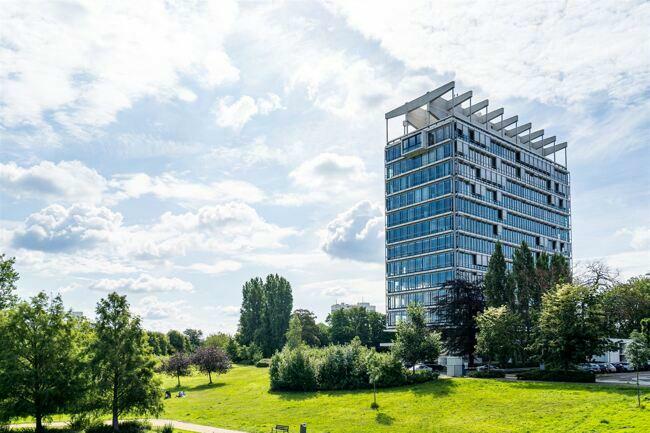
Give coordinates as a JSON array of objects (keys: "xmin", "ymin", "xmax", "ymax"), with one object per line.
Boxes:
[{"xmin": 386, "ymin": 119, "xmax": 571, "ymax": 326}]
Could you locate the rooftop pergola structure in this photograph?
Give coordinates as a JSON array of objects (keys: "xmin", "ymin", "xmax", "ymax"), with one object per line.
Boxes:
[{"xmin": 385, "ymin": 81, "xmax": 568, "ymax": 168}]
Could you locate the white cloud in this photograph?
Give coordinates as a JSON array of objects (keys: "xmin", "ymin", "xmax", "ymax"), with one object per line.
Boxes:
[
  {"xmin": 321, "ymin": 200, "xmax": 384, "ymax": 262},
  {"xmin": 12, "ymin": 204, "xmax": 122, "ymax": 252},
  {"xmin": 616, "ymin": 227, "xmax": 650, "ymax": 251},
  {"xmin": 214, "ymin": 93, "xmax": 283, "ymax": 130},
  {"xmin": 135, "ymin": 296, "xmax": 189, "ymax": 322},
  {"xmin": 186, "ymin": 260, "xmax": 242, "ymax": 275},
  {"xmin": 0, "ymin": 160, "xmax": 107, "ymax": 204},
  {"xmin": 110, "ymin": 173, "xmax": 266, "ymax": 205},
  {"xmin": 89, "ymin": 274, "xmax": 194, "ymax": 294},
  {"xmin": 326, "ymin": 0, "xmax": 650, "ymax": 107},
  {"xmin": 0, "ymin": 0, "xmax": 239, "ymax": 133},
  {"xmin": 204, "ymin": 304, "xmax": 240, "ymax": 316}
]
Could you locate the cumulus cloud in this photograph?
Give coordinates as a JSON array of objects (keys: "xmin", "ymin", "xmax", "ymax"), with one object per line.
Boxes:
[
  {"xmin": 0, "ymin": 160, "xmax": 107, "ymax": 204},
  {"xmin": 322, "ymin": 200, "xmax": 384, "ymax": 262},
  {"xmin": 214, "ymin": 93, "xmax": 283, "ymax": 130},
  {"xmin": 12, "ymin": 204, "xmax": 122, "ymax": 252},
  {"xmin": 0, "ymin": 0, "xmax": 239, "ymax": 133},
  {"xmin": 134, "ymin": 296, "xmax": 189, "ymax": 321},
  {"xmin": 616, "ymin": 226, "xmax": 650, "ymax": 251},
  {"xmin": 88, "ymin": 274, "xmax": 194, "ymax": 294}
]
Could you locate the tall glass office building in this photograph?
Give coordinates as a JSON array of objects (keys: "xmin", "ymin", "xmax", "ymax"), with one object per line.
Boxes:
[{"xmin": 384, "ymin": 82, "xmax": 571, "ymax": 326}]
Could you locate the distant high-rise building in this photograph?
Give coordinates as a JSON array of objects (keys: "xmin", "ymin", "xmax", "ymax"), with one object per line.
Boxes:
[{"xmin": 384, "ymin": 81, "xmax": 571, "ymax": 327}]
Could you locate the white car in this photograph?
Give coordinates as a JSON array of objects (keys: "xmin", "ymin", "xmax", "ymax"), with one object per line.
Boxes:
[
  {"xmin": 476, "ymin": 364, "xmax": 499, "ymax": 372},
  {"xmin": 412, "ymin": 363, "xmax": 433, "ymax": 372}
]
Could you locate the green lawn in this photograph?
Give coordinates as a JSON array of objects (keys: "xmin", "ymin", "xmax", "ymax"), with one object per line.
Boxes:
[{"xmin": 161, "ymin": 365, "xmax": 650, "ymax": 433}]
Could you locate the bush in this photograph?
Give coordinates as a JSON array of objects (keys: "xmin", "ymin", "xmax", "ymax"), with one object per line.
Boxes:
[
  {"xmin": 315, "ymin": 342, "xmax": 370, "ymax": 390},
  {"xmin": 406, "ymin": 370, "xmax": 439, "ymax": 384},
  {"xmin": 516, "ymin": 369, "xmax": 595, "ymax": 383},
  {"xmin": 468, "ymin": 370, "xmax": 506, "ymax": 379},
  {"xmin": 371, "ymin": 353, "xmax": 406, "ymax": 387},
  {"xmin": 87, "ymin": 421, "xmax": 150, "ymax": 433},
  {"xmin": 256, "ymin": 358, "xmax": 271, "ymax": 368},
  {"xmin": 160, "ymin": 423, "xmax": 174, "ymax": 433},
  {"xmin": 270, "ymin": 347, "xmax": 318, "ymax": 391}
]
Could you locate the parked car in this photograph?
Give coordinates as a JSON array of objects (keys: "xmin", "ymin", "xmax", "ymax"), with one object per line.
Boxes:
[
  {"xmin": 412, "ymin": 363, "xmax": 433, "ymax": 372},
  {"xmin": 578, "ymin": 363, "xmax": 599, "ymax": 373},
  {"xmin": 611, "ymin": 362, "xmax": 626, "ymax": 372},
  {"xmin": 601, "ymin": 363, "xmax": 617, "ymax": 373},
  {"xmin": 589, "ymin": 363, "xmax": 606, "ymax": 373},
  {"xmin": 423, "ymin": 363, "xmax": 446, "ymax": 372},
  {"xmin": 619, "ymin": 362, "xmax": 635, "ymax": 372},
  {"xmin": 476, "ymin": 364, "xmax": 499, "ymax": 372}
]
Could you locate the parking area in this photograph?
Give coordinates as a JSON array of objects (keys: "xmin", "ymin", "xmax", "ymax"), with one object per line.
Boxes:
[{"xmin": 596, "ymin": 371, "xmax": 650, "ymax": 387}]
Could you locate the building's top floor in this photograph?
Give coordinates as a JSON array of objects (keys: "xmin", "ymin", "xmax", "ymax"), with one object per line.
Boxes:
[{"xmin": 385, "ymin": 81, "xmax": 568, "ymax": 169}]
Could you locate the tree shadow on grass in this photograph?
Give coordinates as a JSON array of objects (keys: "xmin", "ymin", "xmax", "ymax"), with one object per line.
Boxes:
[
  {"xmin": 405, "ymin": 377, "xmax": 458, "ymax": 397},
  {"xmin": 268, "ymin": 389, "xmax": 320, "ymax": 401},
  {"xmin": 175, "ymin": 382, "xmax": 226, "ymax": 392},
  {"xmin": 506, "ymin": 379, "xmax": 644, "ymax": 398},
  {"xmin": 375, "ymin": 412, "xmax": 394, "ymax": 425}
]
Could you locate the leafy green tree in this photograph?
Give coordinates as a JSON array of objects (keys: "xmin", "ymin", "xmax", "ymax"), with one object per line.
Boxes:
[
  {"xmin": 292, "ymin": 309, "xmax": 320, "ymax": 346},
  {"xmin": 535, "ymin": 284, "xmax": 609, "ymax": 370},
  {"xmin": 262, "ymin": 274, "xmax": 293, "ymax": 355},
  {"xmin": 204, "ymin": 332, "xmax": 232, "ymax": 350},
  {"xmin": 549, "ymin": 253, "xmax": 571, "ymax": 287},
  {"xmin": 367, "ymin": 311, "xmax": 387, "ymax": 347},
  {"xmin": 475, "ymin": 306, "xmax": 521, "ymax": 368},
  {"xmin": 161, "ymin": 352, "xmax": 191, "ymax": 387},
  {"xmin": 192, "ymin": 346, "xmax": 231, "ymax": 384},
  {"xmin": 392, "ymin": 304, "xmax": 441, "ymax": 371},
  {"xmin": 603, "ymin": 277, "xmax": 650, "ymax": 337},
  {"xmin": 484, "ymin": 242, "xmax": 513, "ymax": 308},
  {"xmin": 285, "ymin": 315, "xmax": 303, "ymax": 349},
  {"xmin": 440, "ymin": 279, "xmax": 484, "ymax": 366},
  {"xmin": 535, "ymin": 252, "xmax": 551, "ymax": 296},
  {"xmin": 167, "ymin": 329, "xmax": 189, "ymax": 354},
  {"xmin": 317, "ymin": 323, "xmax": 331, "ymax": 346},
  {"xmin": 348, "ymin": 307, "xmax": 371, "ymax": 345},
  {"xmin": 0, "ymin": 293, "xmax": 88, "ymax": 433},
  {"xmin": 90, "ymin": 293, "xmax": 162, "ymax": 431},
  {"xmin": 183, "ymin": 328, "xmax": 203, "ymax": 352},
  {"xmin": 328, "ymin": 308, "xmax": 353, "ymax": 344},
  {"xmin": 625, "ymin": 326, "xmax": 650, "ymax": 407},
  {"xmin": 237, "ymin": 277, "xmax": 266, "ymax": 347},
  {"xmin": 0, "ymin": 254, "xmax": 19, "ymax": 310},
  {"xmin": 146, "ymin": 331, "xmax": 171, "ymax": 356}
]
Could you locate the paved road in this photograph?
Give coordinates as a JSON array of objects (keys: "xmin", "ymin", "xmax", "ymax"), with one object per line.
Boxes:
[
  {"xmin": 596, "ymin": 371, "xmax": 650, "ymax": 387},
  {"xmin": 9, "ymin": 419, "xmax": 246, "ymax": 433}
]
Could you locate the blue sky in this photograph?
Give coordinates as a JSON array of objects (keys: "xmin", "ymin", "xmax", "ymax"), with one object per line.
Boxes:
[{"xmin": 1, "ymin": 0, "xmax": 649, "ymax": 333}]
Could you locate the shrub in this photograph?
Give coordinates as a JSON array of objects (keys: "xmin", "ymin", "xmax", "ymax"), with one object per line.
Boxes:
[
  {"xmin": 406, "ymin": 370, "xmax": 439, "ymax": 384},
  {"xmin": 516, "ymin": 369, "xmax": 595, "ymax": 383},
  {"xmin": 371, "ymin": 353, "xmax": 406, "ymax": 387},
  {"xmin": 256, "ymin": 358, "xmax": 271, "ymax": 368},
  {"xmin": 270, "ymin": 347, "xmax": 317, "ymax": 391},
  {"xmin": 468, "ymin": 370, "xmax": 506, "ymax": 379},
  {"xmin": 315, "ymin": 341, "xmax": 370, "ymax": 390},
  {"xmin": 87, "ymin": 421, "xmax": 150, "ymax": 433},
  {"xmin": 160, "ymin": 423, "xmax": 174, "ymax": 433}
]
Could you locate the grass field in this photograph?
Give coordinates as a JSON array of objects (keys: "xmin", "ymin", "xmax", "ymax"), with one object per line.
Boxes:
[{"xmin": 160, "ymin": 365, "xmax": 650, "ymax": 433}]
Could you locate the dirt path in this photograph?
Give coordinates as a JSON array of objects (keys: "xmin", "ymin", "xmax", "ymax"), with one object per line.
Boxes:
[{"xmin": 8, "ymin": 419, "xmax": 246, "ymax": 433}]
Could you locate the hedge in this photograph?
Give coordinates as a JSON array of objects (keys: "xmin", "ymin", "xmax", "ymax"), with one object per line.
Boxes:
[
  {"xmin": 516, "ymin": 369, "xmax": 595, "ymax": 383},
  {"xmin": 468, "ymin": 370, "xmax": 506, "ymax": 379},
  {"xmin": 255, "ymin": 358, "xmax": 271, "ymax": 368}
]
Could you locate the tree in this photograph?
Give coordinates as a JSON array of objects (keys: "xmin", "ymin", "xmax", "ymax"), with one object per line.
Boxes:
[
  {"xmin": 475, "ymin": 306, "xmax": 521, "ymax": 368},
  {"xmin": 183, "ymin": 328, "xmax": 203, "ymax": 352},
  {"xmin": 625, "ymin": 327, "xmax": 650, "ymax": 407},
  {"xmin": 440, "ymin": 279, "xmax": 485, "ymax": 366},
  {"xmin": 535, "ymin": 252, "xmax": 551, "ymax": 298},
  {"xmin": 146, "ymin": 331, "xmax": 171, "ymax": 356},
  {"xmin": 549, "ymin": 253, "xmax": 571, "ymax": 288},
  {"xmin": 204, "ymin": 332, "xmax": 232, "ymax": 350},
  {"xmin": 262, "ymin": 274, "xmax": 293, "ymax": 356},
  {"xmin": 0, "ymin": 293, "xmax": 87, "ymax": 433},
  {"xmin": 167, "ymin": 330, "xmax": 189, "ymax": 354},
  {"xmin": 161, "ymin": 352, "xmax": 192, "ymax": 387},
  {"xmin": 484, "ymin": 242, "xmax": 512, "ymax": 308},
  {"xmin": 317, "ymin": 323, "xmax": 331, "ymax": 346},
  {"xmin": 292, "ymin": 309, "xmax": 321, "ymax": 346},
  {"xmin": 603, "ymin": 277, "xmax": 650, "ymax": 337},
  {"xmin": 192, "ymin": 346, "xmax": 231, "ymax": 384},
  {"xmin": 392, "ymin": 304, "xmax": 441, "ymax": 371},
  {"xmin": 237, "ymin": 275, "xmax": 294, "ymax": 357},
  {"xmin": 328, "ymin": 308, "xmax": 353, "ymax": 344},
  {"xmin": 285, "ymin": 315, "xmax": 303, "ymax": 349},
  {"xmin": 367, "ymin": 311, "xmax": 387, "ymax": 348},
  {"xmin": 576, "ymin": 260, "xmax": 619, "ymax": 291},
  {"xmin": 90, "ymin": 293, "xmax": 162, "ymax": 431},
  {"xmin": 535, "ymin": 284, "xmax": 609, "ymax": 370},
  {"xmin": 0, "ymin": 254, "xmax": 19, "ymax": 310}
]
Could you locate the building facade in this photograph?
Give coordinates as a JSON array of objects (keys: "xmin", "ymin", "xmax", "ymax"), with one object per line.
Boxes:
[
  {"xmin": 384, "ymin": 82, "xmax": 571, "ymax": 326},
  {"xmin": 331, "ymin": 301, "xmax": 377, "ymax": 314}
]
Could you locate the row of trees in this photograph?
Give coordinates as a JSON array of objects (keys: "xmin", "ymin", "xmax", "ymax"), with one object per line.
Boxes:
[
  {"xmin": 161, "ymin": 347, "xmax": 231, "ymax": 387},
  {"xmin": 0, "ymin": 290, "xmax": 161, "ymax": 433}
]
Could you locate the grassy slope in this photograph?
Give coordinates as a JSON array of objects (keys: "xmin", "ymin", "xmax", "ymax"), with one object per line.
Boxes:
[{"xmin": 161, "ymin": 365, "xmax": 650, "ymax": 433}]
